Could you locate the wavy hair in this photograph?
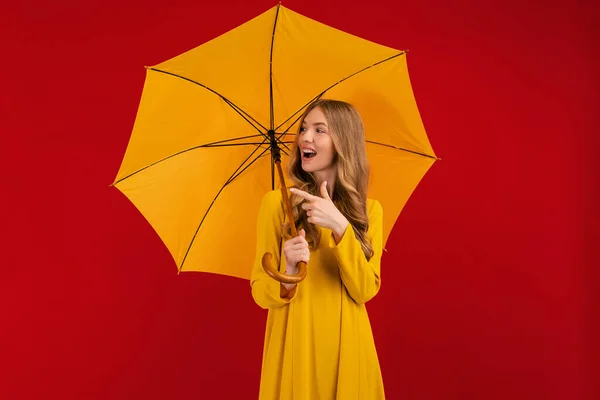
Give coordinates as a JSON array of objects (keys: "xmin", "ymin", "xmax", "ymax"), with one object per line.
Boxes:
[{"xmin": 284, "ymin": 99, "xmax": 374, "ymax": 261}]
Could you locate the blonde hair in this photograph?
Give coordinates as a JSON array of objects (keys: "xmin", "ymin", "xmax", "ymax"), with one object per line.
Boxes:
[{"xmin": 285, "ymin": 99, "xmax": 374, "ymax": 261}]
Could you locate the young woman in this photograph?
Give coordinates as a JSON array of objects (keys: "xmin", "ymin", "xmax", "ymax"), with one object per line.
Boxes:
[{"xmin": 251, "ymin": 99, "xmax": 385, "ymax": 399}]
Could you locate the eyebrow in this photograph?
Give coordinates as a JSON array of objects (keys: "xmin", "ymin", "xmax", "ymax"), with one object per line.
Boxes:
[{"xmin": 301, "ymin": 121, "xmax": 328, "ymax": 127}]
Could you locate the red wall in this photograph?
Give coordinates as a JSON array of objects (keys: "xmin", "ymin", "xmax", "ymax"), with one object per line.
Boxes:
[{"xmin": 1, "ymin": 0, "xmax": 598, "ymax": 398}]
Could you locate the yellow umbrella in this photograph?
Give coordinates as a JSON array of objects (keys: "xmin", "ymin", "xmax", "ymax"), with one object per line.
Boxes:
[{"xmin": 112, "ymin": 4, "xmax": 438, "ymax": 279}]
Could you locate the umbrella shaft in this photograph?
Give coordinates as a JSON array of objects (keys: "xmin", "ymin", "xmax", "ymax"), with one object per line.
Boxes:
[{"xmin": 275, "ymin": 160, "xmax": 297, "ymax": 237}]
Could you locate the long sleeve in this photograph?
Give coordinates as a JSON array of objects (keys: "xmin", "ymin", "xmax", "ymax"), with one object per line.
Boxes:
[
  {"xmin": 250, "ymin": 190, "xmax": 296, "ymax": 309},
  {"xmin": 328, "ymin": 199, "xmax": 383, "ymax": 304}
]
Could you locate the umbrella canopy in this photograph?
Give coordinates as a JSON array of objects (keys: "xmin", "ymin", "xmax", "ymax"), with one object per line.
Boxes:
[{"xmin": 112, "ymin": 4, "xmax": 438, "ymax": 279}]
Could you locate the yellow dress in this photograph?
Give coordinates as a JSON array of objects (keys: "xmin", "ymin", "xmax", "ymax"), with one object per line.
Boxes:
[{"xmin": 250, "ymin": 189, "xmax": 385, "ymax": 400}]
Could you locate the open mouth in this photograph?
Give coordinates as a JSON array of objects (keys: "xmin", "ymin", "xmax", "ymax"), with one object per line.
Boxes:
[{"xmin": 302, "ymin": 150, "xmax": 317, "ymax": 159}]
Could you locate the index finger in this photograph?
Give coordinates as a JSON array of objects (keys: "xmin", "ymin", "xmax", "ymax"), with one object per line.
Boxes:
[{"xmin": 289, "ymin": 188, "xmax": 316, "ymax": 201}]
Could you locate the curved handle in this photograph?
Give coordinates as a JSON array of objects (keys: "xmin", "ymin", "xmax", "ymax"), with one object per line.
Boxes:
[{"xmin": 262, "ymin": 252, "xmax": 307, "ymax": 284}]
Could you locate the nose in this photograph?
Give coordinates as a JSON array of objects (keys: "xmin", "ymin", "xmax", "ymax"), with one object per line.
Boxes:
[{"xmin": 302, "ymin": 128, "xmax": 314, "ymax": 142}]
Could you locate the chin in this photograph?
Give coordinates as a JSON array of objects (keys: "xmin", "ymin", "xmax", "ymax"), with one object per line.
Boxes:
[{"xmin": 301, "ymin": 163, "xmax": 317, "ymax": 173}]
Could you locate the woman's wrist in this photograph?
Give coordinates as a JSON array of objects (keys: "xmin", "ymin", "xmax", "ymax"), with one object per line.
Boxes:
[
  {"xmin": 285, "ymin": 262, "xmax": 298, "ymax": 276},
  {"xmin": 281, "ymin": 262, "xmax": 298, "ymax": 291},
  {"xmin": 333, "ymin": 217, "xmax": 349, "ymax": 244}
]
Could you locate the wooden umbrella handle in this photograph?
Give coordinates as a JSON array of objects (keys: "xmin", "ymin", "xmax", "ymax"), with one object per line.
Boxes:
[
  {"xmin": 262, "ymin": 253, "xmax": 307, "ymax": 283},
  {"xmin": 260, "ymin": 157, "xmax": 308, "ymax": 284}
]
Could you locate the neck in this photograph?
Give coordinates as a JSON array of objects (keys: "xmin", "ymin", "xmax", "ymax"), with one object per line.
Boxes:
[{"xmin": 314, "ymin": 169, "xmax": 336, "ymax": 198}]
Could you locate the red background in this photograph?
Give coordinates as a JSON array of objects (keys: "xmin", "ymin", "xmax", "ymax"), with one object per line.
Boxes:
[{"xmin": 1, "ymin": 0, "xmax": 598, "ymax": 399}]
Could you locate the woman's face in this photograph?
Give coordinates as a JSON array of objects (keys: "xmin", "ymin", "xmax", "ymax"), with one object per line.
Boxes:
[{"xmin": 298, "ymin": 107, "xmax": 336, "ymax": 175}]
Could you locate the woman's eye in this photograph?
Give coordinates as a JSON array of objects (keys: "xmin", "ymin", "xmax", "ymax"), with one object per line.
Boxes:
[
  {"xmin": 299, "ymin": 127, "xmax": 307, "ymax": 132},
  {"xmin": 316, "ymin": 129, "xmax": 324, "ymax": 133}
]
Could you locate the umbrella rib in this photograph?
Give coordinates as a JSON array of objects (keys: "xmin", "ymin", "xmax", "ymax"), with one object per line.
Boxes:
[
  {"xmin": 202, "ymin": 134, "xmax": 265, "ymax": 146},
  {"xmin": 275, "ymin": 93, "xmax": 325, "ymax": 134},
  {"xmin": 275, "ymin": 134, "xmax": 291, "ymax": 153},
  {"xmin": 112, "ymin": 136, "xmax": 269, "ymax": 186},
  {"xmin": 274, "ymin": 52, "xmax": 406, "ymax": 133},
  {"xmin": 269, "ymin": 3, "xmax": 282, "ymax": 131},
  {"xmin": 224, "ymin": 142, "xmax": 271, "ymax": 187},
  {"xmin": 178, "ymin": 135, "xmax": 293, "ymax": 271},
  {"xmin": 179, "ymin": 145, "xmax": 272, "ymax": 272},
  {"xmin": 366, "ymin": 140, "xmax": 439, "ymax": 159},
  {"xmin": 227, "ymin": 148, "xmax": 272, "ymax": 186},
  {"xmin": 148, "ymin": 67, "xmax": 268, "ymax": 137},
  {"xmin": 205, "ymin": 142, "xmax": 270, "ymax": 147},
  {"xmin": 224, "ymin": 99, "xmax": 269, "ymax": 139}
]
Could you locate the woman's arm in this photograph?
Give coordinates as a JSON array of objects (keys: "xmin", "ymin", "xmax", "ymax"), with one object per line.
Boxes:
[{"xmin": 328, "ymin": 200, "xmax": 383, "ymax": 304}]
